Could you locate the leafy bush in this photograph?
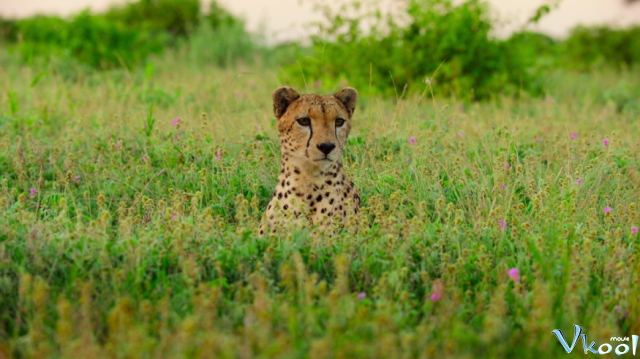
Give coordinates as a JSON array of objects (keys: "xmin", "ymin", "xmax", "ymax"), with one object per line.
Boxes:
[
  {"xmin": 283, "ymin": 0, "xmax": 537, "ymax": 100},
  {"xmin": 104, "ymin": 0, "xmax": 200, "ymax": 37},
  {"xmin": 14, "ymin": 12, "xmax": 166, "ymax": 69},
  {"xmin": 184, "ymin": 16, "xmax": 257, "ymax": 68},
  {"xmin": 563, "ymin": 25, "xmax": 640, "ymax": 70}
]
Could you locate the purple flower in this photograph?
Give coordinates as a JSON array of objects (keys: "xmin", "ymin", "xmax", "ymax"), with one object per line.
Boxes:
[
  {"xmin": 508, "ymin": 268, "xmax": 520, "ymax": 282},
  {"xmin": 429, "ymin": 280, "xmax": 443, "ymax": 302},
  {"xmin": 505, "ymin": 162, "xmax": 510, "ymax": 170},
  {"xmin": 142, "ymin": 155, "xmax": 148, "ymax": 162},
  {"xmin": 172, "ymin": 117, "xmax": 179, "ymax": 126},
  {"xmin": 576, "ymin": 178, "xmax": 583, "ymax": 184},
  {"xmin": 603, "ymin": 139, "xmax": 609, "ymax": 146},
  {"xmin": 405, "ymin": 158, "xmax": 409, "ymax": 163},
  {"xmin": 115, "ymin": 140, "xmax": 120, "ymax": 147},
  {"xmin": 171, "ymin": 215, "xmax": 176, "ymax": 220},
  {"xmin": 74, "ymin": 176, "xmax": 80, "ymax": 181},
  {"xmin": 410, "ymin": 137, "xmax": 416, "ymax": 145},
  {"xmin": 571, "ymin": 132, "xmax": 577, "ymax": 140},
  {"xmin": 500, "ymin": 220, "xmax": 506, "ymax": 230},
  {"xmin": 29, "ymin": 188, "xmax": 36, "ymax": 196},
  {"xmin": 632, "ymin": 227, "xmax": 638, "ymax": 235},
  {"xmin": 500, "ymin": 185, "xmax": 506, "ymax": 190},
  {"xmin": 216, "ymin": 149, "xmax": 222, "ymax": 160},
  {"xmin": 458, "ymin": 132, "xmax": 464, "ymax": 137},
  {"xmin": 357, "ymin": 292, "xmax": 366, "ymax": 301},
  {"xmin": 604, "ymin": 207, "xmax": 611, "ymax": 213}
]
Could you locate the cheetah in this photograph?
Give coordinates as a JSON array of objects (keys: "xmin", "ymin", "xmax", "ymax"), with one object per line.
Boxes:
[{"xmin": 259, "ymin": 86, "xmax": 361, "ymax": 235}]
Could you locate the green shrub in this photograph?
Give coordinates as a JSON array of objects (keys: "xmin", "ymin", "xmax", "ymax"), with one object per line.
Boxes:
[
  {"xmin": 563, "ymin": 25, "xmax": 640, "ymax": 70},
  {"xmin": 283, "ymin": 0, "xmax": 537, "ymax": 100},
  {"xmin": 13, "ymin": 12, "xmax": 165, "ymax": 69},
  {"xmin": 183, "ymin": 18, "xmax": 258, "ymax": 68},
  {"xmin": 104, "ymin": 0, "xmax": 200, "ymax": 37}
]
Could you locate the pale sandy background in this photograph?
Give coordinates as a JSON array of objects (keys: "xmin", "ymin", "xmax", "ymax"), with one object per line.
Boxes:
[{"xmin": 1, "ymin": 0, "xmax": 640, "ymax": 42}]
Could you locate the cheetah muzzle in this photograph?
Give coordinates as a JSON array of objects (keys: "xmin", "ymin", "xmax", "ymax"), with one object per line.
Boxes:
[{"xmin": 259, "ymin": 86, "xmax": 361, "ymax": 236}]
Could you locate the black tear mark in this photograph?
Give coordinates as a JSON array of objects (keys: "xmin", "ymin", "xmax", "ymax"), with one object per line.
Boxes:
[{"xmin": 305, "ymin": 120, "xmax": 314, "ymax": 158}]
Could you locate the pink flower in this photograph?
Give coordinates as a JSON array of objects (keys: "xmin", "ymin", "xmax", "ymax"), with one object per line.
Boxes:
[
  {"xmin": 632, "ymin": 227, "xmax": 638, "ymax": 235},
  {"xmin": 604, "ymin": 207, "xmax": 611, "ymax": 213},
  {"xmin": 405, "ymin": 158, "xmax": 409, "ymax": 163},
  {"xmin": 115, "ymin": 140, "xmax": 120, "ymax": 147},
  {"xmin": 571, "ymin": 132, "xmax": 577, "ymax": 139},
  {"xmin": 74, "ymin": 176, "xmax": 80, "ymax": 181},
  {"xmin": 171, "ymin": 215, "xmax": 176, "ymax": 220},
  {"xmin": 410, "ymin": 137, "xmax": 416, "ymax": 145},
  {"xmin": 458, "ymin": 132, "xmax": 464, "ymax": 137},
  {"xmin": 505, "ymin": 162, "xmax": 510, "ymax": 169},
  {"xmin": 603, "ymin": 139, "xmax": 609, "ymax": 146},
  {"xmin": 508, "ymin": 268, "xmax": 520, "ymax": 282},
  {"xmin": 357, "ymin": 292, "xmax": 366, "ymax": 301},
  {"xmin": 29, "ymin": 188, "xmax": 36, "ymax": 196},
  {"xmin": 535, "ymin": 137, "xmax": 541, "ymax": 143},
  {"xmin": 172, "ymin": 117, "xmax": 179, "ymax": 126},
  {"xmin": 315, "ymin": 80, "xmax": 322, "ymax": 89},
  {"xmin": 429, "ymin": 280, "xmax": 443, "ymax": 302},
  {"xmin": 500, "ymin": 220, "xmax": 506, "ymax": 230},
  {"xmin": 500, "ymin": 185, "xmax": 506, "ymax": 190},
  {"xmin": 142, "ymin": 155, "xmax": 148, "ymax": 162},
  {"xmin": 576, "ymin": 179, "xmax": 583, "ymax": 184},
  {"xmin": 236, "ymin": 92, "xmax": 243, "ymax": 98},
  {"xmin": 255, "ymin": 124, "xmax": 260, "ymax": 132},
  {"xmin": 216, "ymin": 149, "xmax": 222, "ymax": 160}
]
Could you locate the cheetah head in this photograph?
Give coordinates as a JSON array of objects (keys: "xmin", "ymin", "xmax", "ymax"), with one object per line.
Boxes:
[{"xmin": 272, "ymin": 86, "xmax": 358, "ymax": 172}]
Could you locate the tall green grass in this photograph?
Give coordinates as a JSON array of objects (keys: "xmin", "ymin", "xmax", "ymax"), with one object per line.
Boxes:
[{"xmin": 1, "ymin": 49, "xmax": 640, "ymax": 358}]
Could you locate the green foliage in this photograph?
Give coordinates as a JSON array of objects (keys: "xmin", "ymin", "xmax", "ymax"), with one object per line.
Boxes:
[
  {"xmin": 184, "ymin": 18, "xmax": 257, "ymax": 68},
  {"xmin": 104, "ymin": 0, "xmax": 200, "ymax": 37},
  {"xmin": 14, "ymin": 12, "xmax": 166, "ymax": 69},
  {"xmin": 563, "ymin": 25, "xmax": 640, "ymax": 70},
  {"xmin": 284, "ymin": 0, "xmax": 537, "ymax": 100}
]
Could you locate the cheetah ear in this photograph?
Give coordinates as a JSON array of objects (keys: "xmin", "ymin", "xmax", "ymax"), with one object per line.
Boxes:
[
  {"xmin": 334, "ymin": 87, "xmax": 358, "ymax": 118},
  {"xmin": 272, "ymin": 86, "xmax": 300, "ymax": 119}
]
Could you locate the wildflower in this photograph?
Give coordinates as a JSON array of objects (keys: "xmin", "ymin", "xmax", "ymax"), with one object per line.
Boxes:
[
  {"xmin": 604, "ymin": 207, "xmax": 611, "ymax": 213},
  {"xmin": 255, "ymin": 124, "xmax": 260, "ymax": 132},
  {"xmin": 315, "ymin": 80, "xmax": 322, "ymax": 89},
  {"xmin": 603, "ymin": 139, "xmax": 609, "ymax": 146},
  {"xmin": 216, "ymin": 150, "xmax": 222, "ymax": 160},
  {"xmin": 535, "ymin": 137, "xmax": 541, "ymax": 142},
  {"xmin": 576, "ymin": 178, "xmax": 583, "ymax": 184},
  {"xmin": 172, "ymin": 215, "xmax": 176, "ymax": 220},
  {"xmin": 236, "ymin": 92, "xmax": 243, "ymax": 98},
  {"xmin": 405, "ymin": 158, "xmax": 409, "ymax": 163},
  {"xmin": 357, "ymin": 292, "xmax": 366, "ymax": 301},
  {"xmin": 505, "ymin": 162, "xmax": 510, "ymax": 170},
  {"xmin": 632, "ymin": 227, "xmax": 638, "ymax": 235},
  {"xmin": 500, "ymin": 220, "xmax": 506, "ymax": 230},
  {"xmin": 74, "ymin": 176, "xmax": 80, "ymax": 181},
  {"xmin": 30, "ymin": 188, "xmax": 36, "ymax": 196},
  {"xmin": 571, "ymin": 132, "xmax": 577, "ymax": 139},
  {"xmin": 172, "ymin": 117, "xmax": 179, "ymax": 126},
  {"xmin": 500, "ymin": 185, "xmax": 506, "ymax": 190},
  {"xmin": 410, "ymin": 137, "xmax": 416, "ymax": 145},
  {"xmin": 142, "ymin": 155, "xmax": 148, "ymax": 162},
  {"xmin": 508, "ymin": 268, "xmax": 520, "ymax": 282},
  {"xmin": 458, "ymin": 132, "xmax": 464, "ymax": 137},
  {"xmin": 429, "ymin": 280, "xmax": 443, "ymax": 302},
  {"xmin": 115, "ymin": 140, "xmax": 120, "ymax": 147}
]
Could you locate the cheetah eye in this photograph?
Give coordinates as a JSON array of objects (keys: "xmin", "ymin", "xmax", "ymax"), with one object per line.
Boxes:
[
  {"xmin": 297, "ymin": 117, "xmax": 311, "ymax": 126},
  {"xmin": 335, "ymin": 118, "xmax": 345, "ymax": 127}
]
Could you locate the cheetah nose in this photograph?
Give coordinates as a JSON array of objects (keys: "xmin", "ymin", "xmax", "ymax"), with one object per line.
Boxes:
[{"xmin": 317, "ymin": 143, "xmax": 336, "ymax": 155}]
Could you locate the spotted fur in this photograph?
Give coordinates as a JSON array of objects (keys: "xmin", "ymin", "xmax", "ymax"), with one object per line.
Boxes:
[{"xmin": 259, "ymin": 86, "xmax": 361, "ymax": 235}]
